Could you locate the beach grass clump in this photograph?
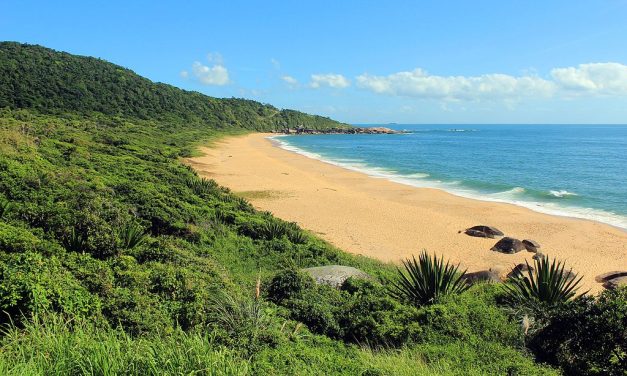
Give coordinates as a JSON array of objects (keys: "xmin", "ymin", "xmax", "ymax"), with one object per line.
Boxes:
[
  {"xmin": 390, "ymin": 251, "xmax": 469, "ymax": 306},
  {"xmin": 504, "ymin": 255, "xmax": 584, "ymax": 306}
]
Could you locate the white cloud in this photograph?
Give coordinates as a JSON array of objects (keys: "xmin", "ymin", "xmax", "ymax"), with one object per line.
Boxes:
[
  {"xmin": 356, "ymin": 69, "xmax": 555, "ymax": 100},
  {"xmin": 310, "ymin": 73, "xmax": 350, "ymax": 89},
  {"xmin": 551, "ymin": 63, "xmax": 627, "ymax": 95},
  {"xmin": 206, "ymin": 52, "xmax": 224, "ymax": 65},
  {"xmin": 185, "ymin": 61, "xmax": 229, "ymax": 86},
  {"xmin": 281, "ymin": 75, "xmax": 298, "ymax": 85}
]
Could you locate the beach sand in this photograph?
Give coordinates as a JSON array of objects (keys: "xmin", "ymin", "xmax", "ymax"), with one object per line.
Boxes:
[{"xmin": 187, "ymin": 133, "xmax": 627, "ymax": 292}]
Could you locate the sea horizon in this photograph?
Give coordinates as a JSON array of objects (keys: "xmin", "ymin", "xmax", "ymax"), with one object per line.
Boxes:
[{"xmin": 272, "ymin": 124, "xmax": 627, "ymax": 230}]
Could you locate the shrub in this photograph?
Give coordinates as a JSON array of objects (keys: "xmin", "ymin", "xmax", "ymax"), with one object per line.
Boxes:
[
  {"xmin": 390, "ymin": 251, "xmax": 469, "ymax": 306},
  {"xmin": 527, "ymin": 287, "xmax": 627, "ymax": 375},
  {"xmin": 266, "ymin": 269, "xmax": 314, "ymax": 303}
]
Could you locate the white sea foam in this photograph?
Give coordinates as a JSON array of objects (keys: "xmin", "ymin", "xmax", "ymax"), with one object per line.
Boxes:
[
  {"xmin": 268, "ymin": 136, "xmax": 627, "ymax": 230},
  {"xmin": 548, "ymin": 190, "xmax": 578, "ymax": 198}
]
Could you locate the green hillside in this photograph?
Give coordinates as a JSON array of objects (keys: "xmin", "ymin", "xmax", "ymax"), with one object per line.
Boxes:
[
  {"xmin": 0, "ymin": 42, "xmax": 349, "ymax": 131},
  {"xmin": 0, "ymin": 43, "xmax": 623, "ymax": 375}
]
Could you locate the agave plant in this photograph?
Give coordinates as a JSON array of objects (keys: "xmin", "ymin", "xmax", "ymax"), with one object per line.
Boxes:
[
  {"xmin": 261, "ymin": 221, "xmax": 290, "ymax": 239},
  {"xmin": 64, "ymin": 227, "xmax": 87, "ymax": 253},
  {"xmin": 504, "ymin": 255, "xmax": 584, "ymax": 306},
  {"xmin": 117, "ymin": 223, "xmax": 147, "ymax": 250},
  {"xmin": 185, "ymin": 176, "xmax": 218, "ymax": 196},
  {"xmin": 390, "ymin": 251, "xmax": 469, "ymax": 306}
]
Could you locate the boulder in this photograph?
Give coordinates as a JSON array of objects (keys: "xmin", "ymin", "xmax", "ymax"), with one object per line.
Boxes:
[
  {"xmin": 507, "ymin": 263, "xmax": 534, "ymax": 279},
  {"xmin": 464, "ymin": 225, "xmax": 504, "ymax": 238},
  {"xmin": 491, "ymin": 237, "xmax": 526, "ymax": 254},
  {"xmin": 302, "ymin": 265, "xmax": 372, "ymax": 288},
  {"xmin": 522, "ymin": 239, "xmax": 541, "ymax": 253},
  {"xmin": 461, "ymin": 270, "xmax": 501, "ymax": 284},
  {"xmin": 595, "ymin": 270, "xmax": 627, "ymax": 283},
  {"xmin": 605, "ymin": 276, "xmax": 627, "ymax": 289},
  {"xmin": 532, "ymin": 252, "xmax": 545, "ymax": 261}
]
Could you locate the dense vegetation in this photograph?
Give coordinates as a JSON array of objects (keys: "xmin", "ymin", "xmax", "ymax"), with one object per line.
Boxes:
[
  {"xmin": 0, "ymin": 42, "xmax": 349, "ymax": 132},
  {"xmin": 0, "ymin": 42, "xmax": 624, "ymax": 375}
]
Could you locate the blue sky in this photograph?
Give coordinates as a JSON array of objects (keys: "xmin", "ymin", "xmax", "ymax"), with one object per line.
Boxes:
[{"xmin": 3, "ymin": 0, "xmax": 627, "ymax": 124}]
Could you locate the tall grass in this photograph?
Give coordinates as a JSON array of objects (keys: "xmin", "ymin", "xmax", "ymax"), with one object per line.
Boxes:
[{"xmin": 0, "ymin": 314, "xmax": 249, "ymax": 376}]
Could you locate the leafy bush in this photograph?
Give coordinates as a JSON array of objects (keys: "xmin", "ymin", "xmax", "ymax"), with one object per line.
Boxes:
[
  {"xmin": 390, "ymin": 251, "xmax": 469, "ymax": 306},
  {"xmin": 527, "ymin": 287, "xmax": 627, "ymax": 375},
  {"xmin": 266, "ymin": 269, "xmax": 314, "ymax": 303}
]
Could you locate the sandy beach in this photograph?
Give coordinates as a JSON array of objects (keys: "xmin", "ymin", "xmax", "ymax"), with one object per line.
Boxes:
[{"xmin": 187, "ymin": 133, "xmax": 627, "ymax": 292}]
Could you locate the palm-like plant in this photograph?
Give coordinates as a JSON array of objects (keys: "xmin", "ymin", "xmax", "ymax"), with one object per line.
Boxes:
[
  {"xmin": 118, "ymin": 223, "xmax": 146, "ymax": 250},
  {"xmin": 504, "ymin": 255, "xmax": 584, "ymax": 306},
  {"xmin": 390, "ymin": 251, "xmax": 469, "ymax": 306}
]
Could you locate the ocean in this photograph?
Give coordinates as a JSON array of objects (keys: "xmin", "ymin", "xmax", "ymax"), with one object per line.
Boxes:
[{"xmin": 272, "ymin": 124, "xmax": 627, "ymax": 230}]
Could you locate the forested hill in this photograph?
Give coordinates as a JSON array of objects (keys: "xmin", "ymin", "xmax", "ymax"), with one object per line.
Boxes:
[{"xmin": 0, "ymin": 42, "xmax": 349, "ymax": 131}]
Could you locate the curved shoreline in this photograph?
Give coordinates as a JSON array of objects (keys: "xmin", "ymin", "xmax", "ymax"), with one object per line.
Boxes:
[
  {"xmin": 270, "ymin": 135, "xmax": 627, "ymax": 231},
  {"xmin": 187, "ymin": 133, "xmax": 627, "ymax": 293}
]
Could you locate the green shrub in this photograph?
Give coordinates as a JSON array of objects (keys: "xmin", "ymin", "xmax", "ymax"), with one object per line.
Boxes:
[
  {"xmin": 0, "ymin": 222, "xmax": 42, "ymax": 253},
  {"xmin": 527, "ymin": 287, "xmax": 627, "ymax": 375},
  {"xmin": 266, "ymin": 269, "xmax": 314, "ymax": 303},
  {"xmin": 0, "ymin": 252, "xmax": 101, "ymax": 325}
]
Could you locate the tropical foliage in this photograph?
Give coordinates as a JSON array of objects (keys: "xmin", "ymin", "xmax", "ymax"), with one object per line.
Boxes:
[
  {"xmin": 504, "ymin": 255, "xmax": 584, "ymax": 306},
  {"xmin": 390, "ymin": 251, "xmax": 469, "ymax": 306}
]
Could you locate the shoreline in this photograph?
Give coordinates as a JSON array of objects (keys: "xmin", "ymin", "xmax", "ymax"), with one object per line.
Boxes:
[
  {"xmin": 269, "ymin": 134, "xmax": 627, "ymax": 232},
  {"xmin": 187, "ymin": 133, "xmax": 627, "ymax": 292}
]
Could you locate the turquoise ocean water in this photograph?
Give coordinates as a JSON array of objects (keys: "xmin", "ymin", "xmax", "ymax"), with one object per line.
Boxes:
[{"xmin": 272, "ymin": 125, "xmax": 627, "ymax": 230}]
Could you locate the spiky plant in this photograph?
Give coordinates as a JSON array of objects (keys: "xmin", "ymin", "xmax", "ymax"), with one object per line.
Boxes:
[
  {"xmin": 64, "ymin": 227, "xmax": 87, "ymax": 253},
  {"xmin": 390, "ymin": 251, "xmax": 469, "ymax": 306},
  {"xmin": 504, "ymin": 255, "xmax": 584, "ymax": 306},
  {"xmin": 118, "ymin": 223, "xmax": 146, "ymax": 250},
  {"xmin": 261, "ymin": 221, "xmax": 290, "ymax": 239},
  {"xmin": 185, "ymin": 176, "xmax": 218, "ymax": 196}
]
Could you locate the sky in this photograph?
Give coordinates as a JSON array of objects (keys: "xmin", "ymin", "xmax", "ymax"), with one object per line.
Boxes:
[{"xmin": 2, "ymin": 0, "xmax": 627, "ymax": 124}]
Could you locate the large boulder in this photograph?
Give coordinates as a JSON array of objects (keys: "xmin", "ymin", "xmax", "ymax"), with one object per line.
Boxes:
[
  {"xmin": 605, "ymin": 276, "xmax": 627, "ymax": 289},
  {"xmin": 522, "ymin": 239, "xmax": 541, "ymax": 253},
  {"xmin": 462, "ymin": 270, "xmax": 501, "ymax": 284},
  {"xmin": 302, "ymin": 265, "xmax": 372, "ymax": 288},
  {"xmin": 491, "ymin": 237, "xmax": 526, "ymax": 254},
  {"xmin": 507, "ymin": 263, "xmax": 535, "ymax": 279},
  {"xmin": 464, "ymin": 225, "xmax": 504, "ymax": 239},
  {"xmin": 595, "ymin": 271, "xmax": 627, "ymax": 283}
]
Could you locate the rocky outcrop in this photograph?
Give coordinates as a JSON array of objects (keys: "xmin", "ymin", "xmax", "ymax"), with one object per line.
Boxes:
[
  {"xmin": 522, "ymin": 239, "xmax": 541, "ymax": 253},
  {"xmin": 302, "ymin": 265, "xmax": 372, "ymax": 288},
  {"xmin": 491, "ymin": 237, "xmax": 526, "ymax": 254},
  {"xmin": 463, "ymin": 225, "xmax": 504, "ymax": 239},
  {"xmin": 277, "ymin": 126, "xmax": 402, "ymax": 135}
]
